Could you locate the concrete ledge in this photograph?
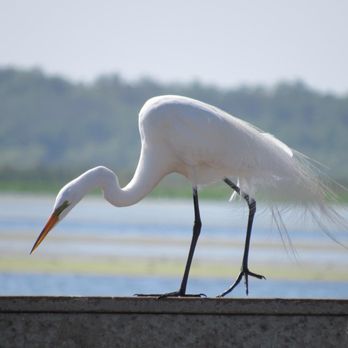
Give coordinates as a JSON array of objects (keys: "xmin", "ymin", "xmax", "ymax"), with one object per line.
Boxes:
[{"xmin": 1, "ymin": 297, "xmax": 348, "ymax": 347}]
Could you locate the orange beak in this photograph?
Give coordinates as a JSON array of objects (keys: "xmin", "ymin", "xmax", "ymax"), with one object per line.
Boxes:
[{"xmin": 30, "ymin": 213, "xmax": 59, "ymax": 254}]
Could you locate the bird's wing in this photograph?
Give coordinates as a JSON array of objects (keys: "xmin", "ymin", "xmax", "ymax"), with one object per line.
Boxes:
[{"xmin": 261, "ymin": 133, "xmax": 293, "ymax": 157}]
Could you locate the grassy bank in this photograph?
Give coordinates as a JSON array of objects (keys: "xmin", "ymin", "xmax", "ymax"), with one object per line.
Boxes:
[
  {"xmin": 0, "ymin": 177, "xmax": 231, "ymax": 200},
  {"xmin": 1, "ymin": 256, "xmax": 347, "ymax": 281},
  {"xmin": 1, "ymin": 178, "xmax": 348, "ymax": 202},
  {"xmin": 1, "ymin": 229, "xmax": 347, "ymax": 281}
]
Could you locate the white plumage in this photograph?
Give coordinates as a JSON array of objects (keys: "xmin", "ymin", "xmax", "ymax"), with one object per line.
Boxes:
[
  {"xmin": 139, "ymin": 95, "xmax": 296, "ymax": 187},
  {"xmin": 138, "ymin": 96, "xmax": 336, "ymax": 207},
  {"xmin": 30, "ymin": 95, "xmax": 346, "ymax": 297}
]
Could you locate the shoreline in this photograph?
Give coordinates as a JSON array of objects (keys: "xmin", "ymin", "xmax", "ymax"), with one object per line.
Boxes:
[{"xmin": 1, "ymin": 256, "xmax": 347, "ymax": 282}]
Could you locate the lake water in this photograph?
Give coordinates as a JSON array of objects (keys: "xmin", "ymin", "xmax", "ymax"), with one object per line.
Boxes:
[
  {"xmin": 1, "ymin": 273, "xmax": 347, "ymax": 299},
  {"xmin": 0, "ymin": 193, "xmax": 347, "ymax": 298}
]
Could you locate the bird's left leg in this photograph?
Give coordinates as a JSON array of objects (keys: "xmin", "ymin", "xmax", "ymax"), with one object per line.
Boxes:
[
  {"xmin": 135, "ymin": 187, "xmax": 206, "ymax": 298},
  {"xmin": 158, "ymin": 186, "xmax": 206, "ymax": 298},
  {"xmin": 219, "ymin": 178, "xmax": 265, "ymax": 297}
]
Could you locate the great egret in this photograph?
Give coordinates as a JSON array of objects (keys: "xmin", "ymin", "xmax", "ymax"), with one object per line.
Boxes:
[{"xmin": 30, "ymin": 95, "xmax": 345, "ymax": 297}]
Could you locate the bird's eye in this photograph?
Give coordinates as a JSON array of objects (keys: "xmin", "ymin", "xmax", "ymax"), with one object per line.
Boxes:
[{"xmin": 54, "ymin": 200, "xmax": 70, "ymax": 216}]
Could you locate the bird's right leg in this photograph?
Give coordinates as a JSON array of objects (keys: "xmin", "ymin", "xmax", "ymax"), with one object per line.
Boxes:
[{"xmin": 218, "ymin": 178, "xmax": 265, "ymax": 297}]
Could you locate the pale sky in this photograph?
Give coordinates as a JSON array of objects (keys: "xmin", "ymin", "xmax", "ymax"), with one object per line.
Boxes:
[{"xmin": 1, "ymin": 0, "xmax": 347, "ymax": 93}]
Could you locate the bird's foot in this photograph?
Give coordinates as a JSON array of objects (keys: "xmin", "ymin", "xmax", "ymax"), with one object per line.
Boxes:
[
  {"xmin": 218, "ymin": 268, "xmax": 265, "ymax": 297},
  {"xmin": 135, "ymin": 291, "xmax": 206, "ymax": 299},
  {"xmin": 159, "ymin": 291, "xmax": 206, "ymax": 299},
  {"xmin": 134, "ymin": 293, "xmax": 164, "ymax": 297}
]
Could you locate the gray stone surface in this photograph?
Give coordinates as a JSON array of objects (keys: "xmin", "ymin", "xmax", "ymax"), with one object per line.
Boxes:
[{"xmin": 0, "ymin": 297, "xmax": 348, "ymax": 347}]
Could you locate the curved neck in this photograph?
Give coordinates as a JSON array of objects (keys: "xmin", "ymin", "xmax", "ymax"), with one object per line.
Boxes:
[{"xmin": 76, "ymin": 151, "xmax": 169, "ymax": 207}]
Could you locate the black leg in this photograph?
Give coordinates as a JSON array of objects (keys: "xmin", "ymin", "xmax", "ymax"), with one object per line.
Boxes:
[
  {"xmin": 136, "ymin": 187, "xmax": 206, "ymax": 298},
  {"xmin": 218, "ymin": 178, "xmax": 265, "ymax": 297}
]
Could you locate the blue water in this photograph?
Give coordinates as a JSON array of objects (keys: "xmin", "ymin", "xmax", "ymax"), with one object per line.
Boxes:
[
  {"xmin": 1, "ymin": 194, "xmax": 347, "ymax": 298},
  {"xmin": 0, "ymin": 273, "xmax": 347, "ymax": 298}
]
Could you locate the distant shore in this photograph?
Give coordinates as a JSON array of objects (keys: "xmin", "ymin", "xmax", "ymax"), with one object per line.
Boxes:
[{"xmin": 1, "ymin": 180, "xmax": 348, "ymax": 203}]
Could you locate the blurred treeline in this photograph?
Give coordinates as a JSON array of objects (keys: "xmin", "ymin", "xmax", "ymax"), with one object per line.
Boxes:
[{"xmin": 0, "ymin": 67, "xmax": 347, "ymax": 191}]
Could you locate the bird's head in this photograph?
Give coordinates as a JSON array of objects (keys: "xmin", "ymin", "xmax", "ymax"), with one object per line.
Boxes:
[{"xmin": 30, "ymin": 182, "xmax": 81, "ymax": 254}]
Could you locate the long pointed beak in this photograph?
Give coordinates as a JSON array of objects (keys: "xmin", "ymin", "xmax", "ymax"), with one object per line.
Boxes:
[{"xmin": 30, "ymin": 213, "xmax": 59, "ymax": 254}]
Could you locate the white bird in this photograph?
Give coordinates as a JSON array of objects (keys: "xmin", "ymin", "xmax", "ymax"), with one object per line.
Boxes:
[{"xmin": 30, "ymin": 95, "xmax": 345, "ymax": 297}]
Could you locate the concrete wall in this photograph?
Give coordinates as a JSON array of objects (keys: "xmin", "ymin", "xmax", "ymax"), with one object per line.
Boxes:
[{"xmin": 1, "ymin": 297, "xmax": 348, "ymax": 347}]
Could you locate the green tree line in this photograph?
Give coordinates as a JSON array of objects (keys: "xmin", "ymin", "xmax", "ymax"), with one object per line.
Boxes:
[{"xmin": 0, "ymin": 67, "xmax": 347, "ymax": 190}]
